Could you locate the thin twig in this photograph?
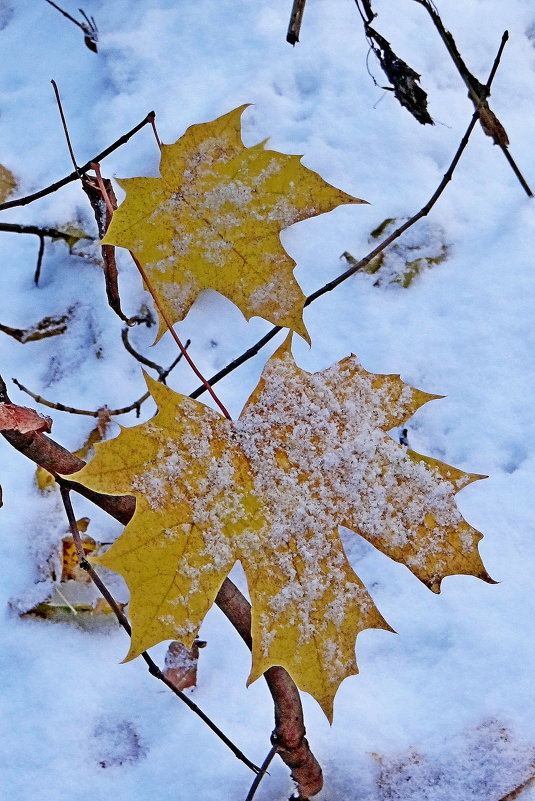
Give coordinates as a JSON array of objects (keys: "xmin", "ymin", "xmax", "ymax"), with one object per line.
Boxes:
[
  {"xmin": 244, "ymin": 745, "xmax": 277, "ymax": 801},
  {"xmin": 121, "ymin": 329, "xmax": 189, "ymax": 382},
  {"xmin": 191, "ymin": 31, "xmax": 507, "ymax": 401},
  {"xmin": 0, "ymin": 222, "xmax": 76, "ymax": 241},
  {"xmin": 130, "ymin": 252, "xmax": 232, "ymax": 419},
  {"xmin": 12, "ymin": 340, "xmax": 190, "ymax": 416},
  {"xmin": 58, "ymin": 485, "xmax": 260, "ymax": 775},
  {"xmin": 34, "ymin": 235, "xmax": 46, "ymax": 285},
  {"xmin": 150, "ymin": 116, "xmax": 162, "ymax": 150},
  {"xmin": 287, "ymin": 0, "xmax": 308, "ymax": 44},
  {"xmin": 50, "ymin": 80, "xmax": 80, "ymax": 174},
  {"xmin": 413, "ymin": 1, "xmax": 532, "ymax": 196},
  {"xmin": 0, "ymin": 111, "xmax": 155, "ymax": 212},
  {"xmin": 12, "ymin": 378, "xmax": 149, "ymax": 417}
]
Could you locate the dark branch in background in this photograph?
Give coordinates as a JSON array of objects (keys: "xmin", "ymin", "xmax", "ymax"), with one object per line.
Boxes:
[
  {"xmin": 412, "ymin": 0, "xmax": 532, "ymax": 197},
  {"xmin": 44, "ymin": 0, "xmax": 98, "ymax": 52},
  {"xmin": 191, "ymin": 31, "xmax": 507, "ymax": 401},
  {"xmin": 12, "ymin": 339, "xmax": 190, "ymax": 417},
  {"xmin": 354, "ymin": 0, "xmax": 433, "ymax": 125},
  {"xmin": 58, "ymin": 485, "xmax": 260, "ymax": 775},
  {"xmin": 287, "ymin": 0, "xmax": 308, "ymax": 44},
  {"xmin": 0, "ymin": 111, "xmax": 155, "ymax": 212}
]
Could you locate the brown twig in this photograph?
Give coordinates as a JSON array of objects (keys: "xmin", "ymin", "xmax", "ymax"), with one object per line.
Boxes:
[
  {"xmin": 412, "ymin": 1, "xmax": 532, "ymax": 197},
  {"xmin": 51, "ymin": 80, "xmax": 81, "ymax": 174},
  {"xmin": 287, "ymin": 0, "xmax": 308, "ymax": 44},
  {"xmin": 50, "ymin": 82, "xmax": 130, "ymax": 322},
  {"xmin": 58, "ymin": 485, "xmax": 260, "ymax": 775},
  {"xmin": 130, "ymin": 252, "xmax": 232, "ymax": 419},
  {"xmin": 191, "ymin": 31, "xmax": 507, "ymax": 401},
  {"xmin": 0, "ymin": 111, "xmax": 155, "ymax": 212}
]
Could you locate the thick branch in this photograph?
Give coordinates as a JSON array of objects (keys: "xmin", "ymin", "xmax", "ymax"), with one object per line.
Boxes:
[{"xmin": 217, "ymin": 580, "xmax": 323, "ymax": 799}]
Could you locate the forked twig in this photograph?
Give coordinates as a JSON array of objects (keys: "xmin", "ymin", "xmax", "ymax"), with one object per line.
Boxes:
[
  {"xmin": 44, "ymin": 0, "xmax": 98, "ymax": 52},
  {"xmin": 58, "ymin": 485, "xmax": 260, "ymax": 775},
  {"xmin": 129, "ymin": 252, "xmax": 232, "ymax": 420},
  {"xmin": 244, "ymin": 746, "xmax": 277, "ymax": 801},
  {"xmin": 413, "ymin": 0, "xmax": 532, "ymax": 197},
  {"xmin": 190, "ymin": 30, "xmax": 509, "ymax": 401},
  {"xmin": 0, "ymin": 221, "xmax": 88, "ymax": 284},
  {"xmin": 0, "ymin": 111, "xmax": 155, "ymax": 212}
]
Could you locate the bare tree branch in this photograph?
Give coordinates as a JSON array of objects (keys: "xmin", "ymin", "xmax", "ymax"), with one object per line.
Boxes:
[
  {"xmin": 0, "ymin": 111, "xmax": 155, "ymax": 212},
  {"xmin": 412, "ymin": 1, "xmax": 532, "ymax": 196}
]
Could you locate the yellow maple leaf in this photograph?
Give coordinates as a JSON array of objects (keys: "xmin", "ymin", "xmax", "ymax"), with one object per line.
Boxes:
[
  {"xmin": 102, "ymin": 105, "xmax": 366, "ymax": 342},
  {"xmin": 70, "ymin": 339, "xmax": 492, "ymax": 720}
]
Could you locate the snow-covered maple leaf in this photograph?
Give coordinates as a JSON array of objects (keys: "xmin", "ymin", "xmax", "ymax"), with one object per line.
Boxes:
[
  {"xmin": 102, "ymin": 105, "xmax": 366, "ymax": 342},
  {"xmin": 71, "ymin": 339, "xmax": 492, "ymax": 720}
]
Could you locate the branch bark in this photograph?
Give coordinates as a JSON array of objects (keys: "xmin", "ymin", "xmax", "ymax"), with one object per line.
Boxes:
[{"xmin": 217, "ymin": 579, "xmax": 323, "ymax": 799}]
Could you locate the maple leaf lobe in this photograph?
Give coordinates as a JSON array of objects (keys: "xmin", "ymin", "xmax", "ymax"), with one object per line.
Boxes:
[{"xmin": 102, "ymin": 105, "xmax": 366, "ymax": 343}]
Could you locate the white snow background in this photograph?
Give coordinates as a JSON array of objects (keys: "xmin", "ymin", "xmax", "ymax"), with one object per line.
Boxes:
[{"xmin": 1, "ymin": 1, "xmax": 535, "ymax": 799}]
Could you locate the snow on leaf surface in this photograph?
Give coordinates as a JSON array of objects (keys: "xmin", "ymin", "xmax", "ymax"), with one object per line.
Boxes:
[
  {"xmin": 71, "ymin": 339, "xmax": 492, "ymax": 720},
  {"xmin": 102, "ymin": 105, "xmax": 366, "ymax": 342}
]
